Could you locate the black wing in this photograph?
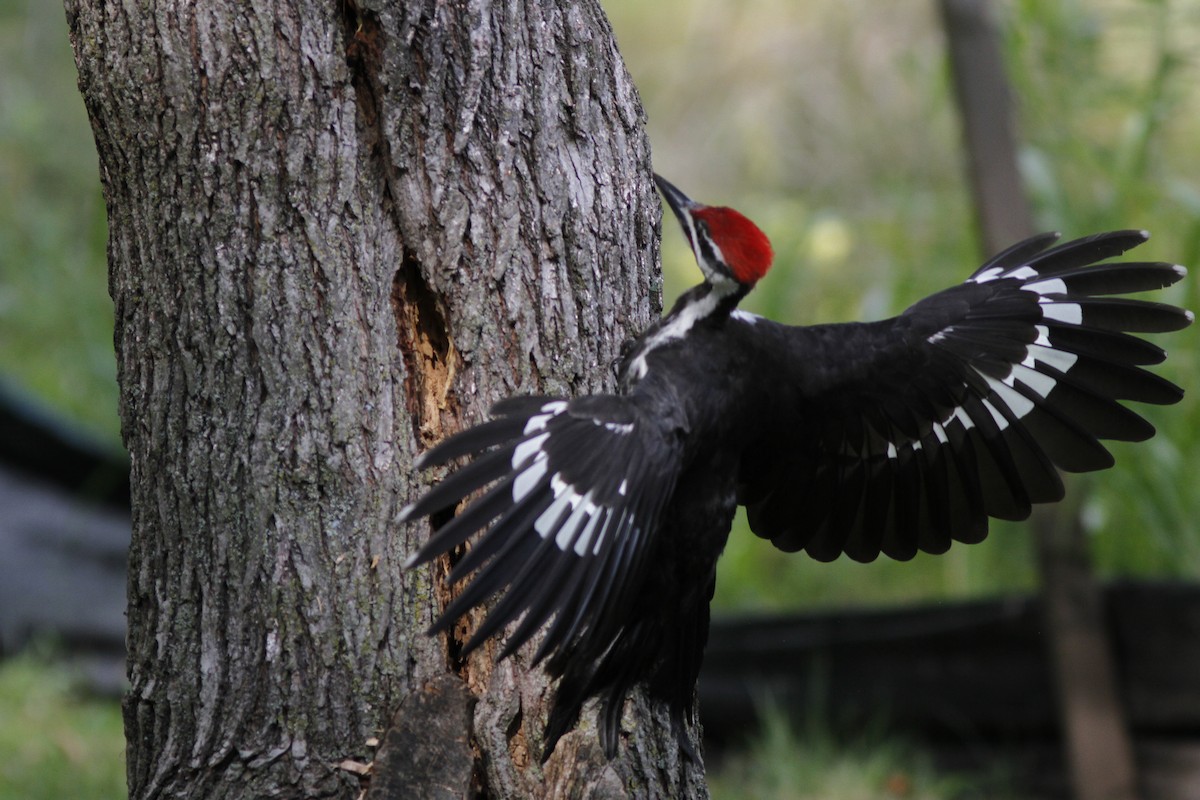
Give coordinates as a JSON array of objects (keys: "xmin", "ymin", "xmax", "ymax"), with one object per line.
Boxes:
[
  {"xmin": 401, "ymin": 394, "xmax": 683, "ymax": 664},
  {"xmin": 742, "ymin": 230, "xmax": 1191, "ymax": 562}
]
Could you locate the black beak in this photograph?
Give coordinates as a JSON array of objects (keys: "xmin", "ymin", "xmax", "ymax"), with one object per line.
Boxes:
[{"xmin": 653, "ymin": 173, "xmax": 700, "ymax": 234}]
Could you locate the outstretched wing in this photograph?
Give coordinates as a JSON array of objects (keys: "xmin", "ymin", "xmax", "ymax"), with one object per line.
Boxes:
[
  {"xmin": 742, "ymin": 230, "xmax": 1191, "ymax": 562},
  {"xmin": 401, "ymin": 394, "xmax": 683, "ymax": 664}
]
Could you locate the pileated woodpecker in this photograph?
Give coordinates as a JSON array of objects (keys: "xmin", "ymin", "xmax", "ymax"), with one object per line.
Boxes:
[{"xmin": 401, "ymin": 173, "xmax": 1192, "ymax": 761}]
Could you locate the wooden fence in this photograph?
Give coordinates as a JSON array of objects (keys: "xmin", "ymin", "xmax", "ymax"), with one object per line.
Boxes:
[{"xmin": 701, "ymin": 582, "xmax": 1200, "ymax": 798}]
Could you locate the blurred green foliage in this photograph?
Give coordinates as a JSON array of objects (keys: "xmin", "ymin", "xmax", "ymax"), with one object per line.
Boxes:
[
  {"xmin": 3, "ymin": 1, "xmax": 1194, "ymax": 797},
  {"xmin": 0, "ymin": 651, "xmax": 126, "ymax": 800},
  {"xmin": 609, "ymin": 0, "xmax": 1200, "ymax": 610},
  {"xmin": 0, "ymin": 1, "xmax": 1196, "ymax": 613},
  {"xmin": 0, "ymin": 0, "xmax": 114, "ymax": 441}
]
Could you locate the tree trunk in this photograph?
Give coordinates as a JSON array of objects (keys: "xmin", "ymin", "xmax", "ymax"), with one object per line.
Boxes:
[
  {"xmin": 940, "ymin": 2, "xmax": 1140, "ymax": 798},
  {"xmin": 65, "ymin": 1, "xmax": 705, "ymax": 796}
]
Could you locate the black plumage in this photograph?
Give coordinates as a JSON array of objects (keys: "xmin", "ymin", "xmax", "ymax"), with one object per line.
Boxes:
[{"xmin": 400, "ymin": 175, "xmax": 1191, "ymax": 761}]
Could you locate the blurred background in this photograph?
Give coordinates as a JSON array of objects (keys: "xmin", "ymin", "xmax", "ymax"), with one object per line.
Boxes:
[
  {"xmin": 615, "ymin": 0, "xmax": 1200, "ymax": 612},
  {"xmin": 1, "ymin": 0, "xmax": 1197, "ymax": 797}
]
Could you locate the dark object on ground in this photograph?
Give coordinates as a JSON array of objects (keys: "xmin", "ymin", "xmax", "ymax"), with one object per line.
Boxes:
[
  {"xmin": 0, "ymin": 379, "xmax": 129, "ymax": 692},
  {"xmin": 0, "ymin": 379, "xmax": 129, "ymax": 508},
  {"xmin": 702, "ymin": 582, "xmax": 1200, "ymax": 799}
]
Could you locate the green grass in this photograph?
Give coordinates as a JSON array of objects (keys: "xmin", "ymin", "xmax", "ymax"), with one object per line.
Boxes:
[
  {"xmin": 0, "ymin": 652, "xmax": 125, "ymax": 800},
  {"xmin": 708, "ymin": 705, "xmax": 1014, "ymax": 800}
]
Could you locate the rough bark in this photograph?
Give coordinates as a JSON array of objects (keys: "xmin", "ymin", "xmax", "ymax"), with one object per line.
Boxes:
[{"xmin": 65, "ymin": 0, "xmax": 705, "ymax": 796}]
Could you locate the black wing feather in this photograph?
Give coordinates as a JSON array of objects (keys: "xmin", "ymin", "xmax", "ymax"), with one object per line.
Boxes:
[
  {"xmin": 743, "ymin": 231, "xmax": 1190, "ymax": 562},
  {"xmin": 400, "ymin": 228, "xmax": 1189, "ymax": 762},
  {"xmin": 402, "ymin": 395, "xmax": 683, "ymax": 669}
]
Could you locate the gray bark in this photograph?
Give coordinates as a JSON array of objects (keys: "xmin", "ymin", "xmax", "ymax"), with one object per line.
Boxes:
[{"xmin": 65, "ymin": 0, "xmax": 705, "ymax": 796}]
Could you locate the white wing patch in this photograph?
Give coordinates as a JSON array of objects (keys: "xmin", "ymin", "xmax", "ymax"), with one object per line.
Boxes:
[
  {"xmin": 523, "ymin": 401, "xmax": 568, "ymax": 434},
  {"xmin": 983, "ymin": 376, "xmax": 1035, "ymax": 421},
  {"xmin": 512, "ymin": 432, "xmax": 550, "ymax": 470},
  {"xmin": 971, "ymin": 266, "xmax": 1004, "ymax": 283},
  {"xmin": 512, "ymin": 457, "xmax": 547, "ymax": 501},
  {"xmin": 1009, "ymin": 363, "xmax": 1057, "ymax": 398},
  {"xmin": 506, "ymin": 400, "xmax": 635, "ymax": 555},
  {"xmin": 731, "ymin": 309, "xmax": 762, "ymax": 325},
  {"xmin": 910, "ymin": 255, "xmax": 1099, "ymax": 455},
  {"xmin": 511, "ymin": 402, "xmax": 569, "ymax": 502},
  {"xmin": 1038, "ymin": 298, "xmax": 1083, "ymax": 325},
  {"xmin": 531, "ymin": 472, "xmax": 611, "ymax": 556},
  {"xmin": 1024, "ymin": 277, "xmax": 1067, "ymax": 295}
]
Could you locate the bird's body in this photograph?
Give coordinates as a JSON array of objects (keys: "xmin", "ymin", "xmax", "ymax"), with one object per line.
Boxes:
[{"xmin": 401, "ymin": 175, "xmax": 1191, "ymax": 761}]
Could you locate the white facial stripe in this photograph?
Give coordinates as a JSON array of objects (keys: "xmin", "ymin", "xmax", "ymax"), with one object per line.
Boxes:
[
  {"xmin": 628, "ymin": 281, "xmax": 739, "ymax": 380},
  {"xmin": 699, "ymin": 235, "xmax": 727, "ymax": 284},
  {"xmin": 680, "ymin": 210, "xmax": 721, "ymax": 284},
  {"xmin": 681, "ymin": 212, "xmax": 701, "ymax": 259}
]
